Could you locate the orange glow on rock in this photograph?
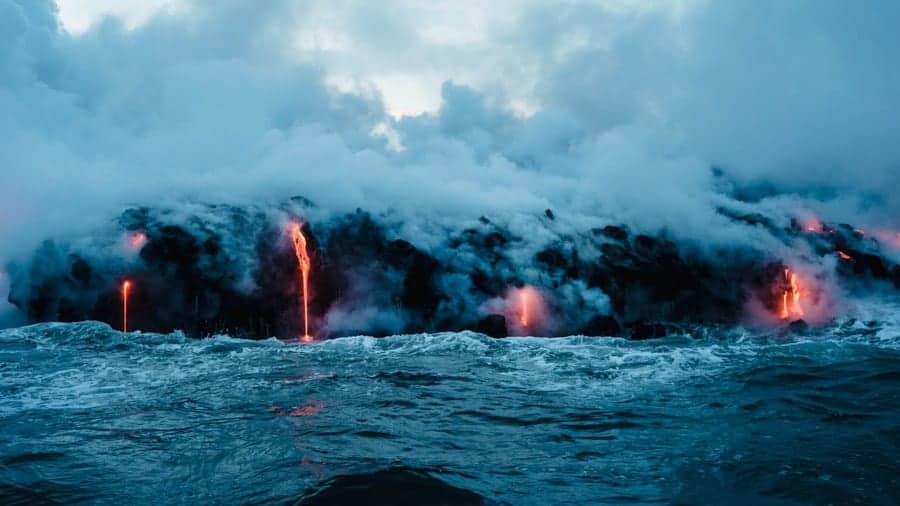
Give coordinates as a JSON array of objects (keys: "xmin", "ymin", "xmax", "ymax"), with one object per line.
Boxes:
[
  {"xmin": 837, "ymin": 250, "xmax": 852, "ymax": 261},
  {"xmin": 511, "ymin": 285, "xmax": 547, "ymax": 335},
  {"xmin": 750, "ymin": 265, "xmax": 834, "ymax": 327},
  {"xmin": 780, "ymin": 269, "xmax": 804, "ymax": 320},
  {"xmin": 481, "ymin": 285, "xmax": 549, "ymax": 336},
  {"xmin": 289, "ymin": 223, "xmax": 312, "ymax": 341},
  {"xmin": 122, "ymin": 280, "xmax": 132, "ymax": 333},
  {"xmin": 127, "ymin": 231, "xmax": 148, "ymax": 251},
  {"xmin": 519, "ymin": 289, "xmax": 529, "ymax": 327},
  {"xmin": 802, "ymin": 218, "xmax": 824, "ymax": 233}
]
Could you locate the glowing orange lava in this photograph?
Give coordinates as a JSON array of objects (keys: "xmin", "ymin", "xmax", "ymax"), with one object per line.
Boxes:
[
  {"xmin": 128, "ymin": 231, "xmax": 147, "ymax": 251},
  {"xmin": 289, "ymin": 223, "xmax": 312, "ymax": 340},
  {"xmin": 519, "ymin": 289, "xmax": 529, "ymax": 327},
  {"xmin": 122, "ymin": 280, "xmax": 132, "ymax": 333},
  {"xmin": 802, "ymin": 218, "xmax": 824, "ymax": 233},
  {"xmin": 780, "ymin": 269, "xmax": 803, "ymax": 320},
  {"xmin": 510, "ymin": 285, "xmax": 546, "ymax": 334},
  {"xmin": 837, "ymin": 250, "xmax": 853, "ymax": 261}
]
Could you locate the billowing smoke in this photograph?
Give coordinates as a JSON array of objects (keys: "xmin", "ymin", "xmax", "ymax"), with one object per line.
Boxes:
[{"xmin": 2, "ymin": 0, "xmax": 900, "ymax": 336}]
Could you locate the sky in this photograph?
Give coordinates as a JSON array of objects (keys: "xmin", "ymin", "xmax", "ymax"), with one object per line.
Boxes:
[
  {"xmin": 53, "ymin": 0, "xmax": 686, "ymax": 117},
  {"xmin": 2, "ymin": 0, "xmax": 900, "ymax": 324}
]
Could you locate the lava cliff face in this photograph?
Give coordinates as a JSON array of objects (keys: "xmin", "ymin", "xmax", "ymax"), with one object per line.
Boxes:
[{"xmin": 7, "ymin": 200, "xmax": 900, "ymax": 339}]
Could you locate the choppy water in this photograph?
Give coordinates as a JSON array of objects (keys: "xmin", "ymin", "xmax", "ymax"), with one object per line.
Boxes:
[{"xmin": 2, "ymin": 317, "xmax": 900, "ymax": 505}]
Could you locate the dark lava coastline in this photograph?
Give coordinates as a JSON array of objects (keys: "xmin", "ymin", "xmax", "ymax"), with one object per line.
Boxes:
[{"xmin": 6, "ymin": 198, "xmax": 900, "ymax": 340}]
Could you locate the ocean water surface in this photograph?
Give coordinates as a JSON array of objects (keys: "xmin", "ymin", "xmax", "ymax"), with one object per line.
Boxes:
[{"xmin": 2, "ymin": 317, "xmax": 899, "ymax": 505}]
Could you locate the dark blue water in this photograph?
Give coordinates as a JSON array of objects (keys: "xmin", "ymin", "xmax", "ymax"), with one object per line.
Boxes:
[{"xmin": 2, "ymin": 319, "xmax": 899, "ymax": 505}]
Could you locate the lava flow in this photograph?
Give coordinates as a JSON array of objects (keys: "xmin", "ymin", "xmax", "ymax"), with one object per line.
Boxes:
[
  {"xmin": 519, "ymin": 289, "xmax": 529, "ymax": 327},
  {"xmin": 289, "ymin": 223, "xmax": 313, "ymax": 341},
  {"xmin": 127, "ymin": 231, "xmax": 147, "ymax": 251},
  {"xmin": 122, "ymin": 280, "xmax": 132, "ymax": 332},
  {"xmin": 801, "ymin": 216, "xmax": 824, "ymax": 233},
  {"xmin": 780, "ymin": 269, "xmax": 803, "ymax": 320},
  {"xmin": 512, "ymin": 285, "xmax": 546, "ymax": 334}
]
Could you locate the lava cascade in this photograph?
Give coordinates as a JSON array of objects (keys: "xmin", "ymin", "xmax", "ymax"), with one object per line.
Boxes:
[
  {"xmin": 122, "ymin": 280, "xmax": 131, "ymax": 332},
  {"xmin": 289, "ymin": 223, "xmax": 313, "ymax": 341},
  {"xmin": 512, "ymin": 285, "xmax": 547, "ymax": 335},
  {"xmin": 780, "ymin": 269, "xmax": 803, "ymax": 320},
  {"xmin": 519, "ymin": 289, "xmax": 529, "ymax": 327}
]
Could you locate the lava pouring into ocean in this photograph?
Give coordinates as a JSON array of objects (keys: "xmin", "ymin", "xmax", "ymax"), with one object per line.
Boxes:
[
  {"xmin": 122, "ymin": 280, "xmax": 131, "ymax": 333},
  {"xmin": 511, "ymin": 285, "xmax": 547, "ymax": 335},
  {"xmin": 780, "ymin": 269, "xmax": 803, "ymax": 321},
  {"xmin": 519, "ymin": 289, "xmax": 529, "ymax": 327},
  {"xmin": 289, "ymin": 223, "xmax": 313, "ymax": 341}
]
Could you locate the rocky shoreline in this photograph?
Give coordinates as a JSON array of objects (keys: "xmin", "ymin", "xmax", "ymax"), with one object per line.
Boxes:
[{"xmin": 6, "ymin": 199, "xmax": 899, "ymax": 340}]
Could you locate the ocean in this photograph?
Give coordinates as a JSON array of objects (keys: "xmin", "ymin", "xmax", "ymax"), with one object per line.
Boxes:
[{"xmin": 2, "ymin": 318, "xmax": 899, "ymax": 505}]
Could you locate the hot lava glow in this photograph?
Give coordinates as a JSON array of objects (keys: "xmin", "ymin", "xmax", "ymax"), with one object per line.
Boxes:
[
  {"xmin": 801, "ymin": 216, "xmax": 824, "ymax": 233},
  {"xmin": 780, "ymin": 269, "xmax": 803, "ymax": 320},
  {"xmin": 128, "ymin": 231, "xmax": 148, "ymax": 251},
  {"xmin": 289, "ymin": 223, "xmax": 312, "ymax": 341},
  {"xmin": 837, "ymin": 250, "xmax": 853, "ymax": 261},
  {"xmin": 519, "ymin": 289, "xmax": 530, "ymax": 327},
  {"xmin": 122, "ymin": 280, "xmax": 132, "ymax": 333},
  {"xmin": 511, "ymin": 285, "xmax": 546, "ymax": 335}
]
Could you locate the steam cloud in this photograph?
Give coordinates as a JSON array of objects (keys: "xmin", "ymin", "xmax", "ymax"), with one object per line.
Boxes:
[{"xmin": 2, "ymin": 0, "xmax": 899, "ymax": 333}]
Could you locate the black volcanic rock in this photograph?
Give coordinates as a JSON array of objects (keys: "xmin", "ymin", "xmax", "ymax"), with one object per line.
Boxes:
[
  {"xmin": 326, "ymin": 211, "xmax": 389, "ymax": 260},
  {"xmin": 589, "ymin": 231, "xmax": 760, "ymax": 325},
  {"xmin": 297, "ymin": 467, "xmax": 484, "ymax": 506},
  {"xmin": 535, "ymin": 245, "xmax": 579, "ymax": 280},
  {"xmin": 629, "ymin": 321, "xmax": 670, "ymax": 340},
  {"xmin": 787, "ymin": 319, "xmax": 809, "ymax": 334},
  {"xmin": 474, "ymin": 314, "xmax": 507, "ymax": 338},
  {"xmin": 535, "ymin": 246, "xmax": 567, "ymax": 270},
  {"xmin": 9, "ymin": 201, "xmax": 900, "ymax": 340},
  {"xmin": 598, "ymin": 225, "xmax": 629, "ymax": 242},
  {"xmin": 579, "ymin": 315, "xmax": 622, "ymax": 337},
  {"xmin": 400, "ymin": 250, "xmax": 442, "ymax": 318},
  {"xmin": 716, "ymin": 206, "xmax": 776, "ymax": 230}
]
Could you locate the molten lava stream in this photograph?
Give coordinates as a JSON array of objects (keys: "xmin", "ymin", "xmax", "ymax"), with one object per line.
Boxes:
[
  {"xmin": 512, "ymin": 285, "xmax": 546, "ymax": 335},
  {"xmin": 780, "ymin": 269, "xmax": 803, "ymax": 321},
  {"xmin": 519, "ymin": 289, "xmax": 529, "ymax": 327},
  {"xmin": 122, "ymin": 280, "xmax": 132, "ymax": 333},
  {"xmin": 289, "ymin": 223, "xmax": 313, "ymax": 341}
]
